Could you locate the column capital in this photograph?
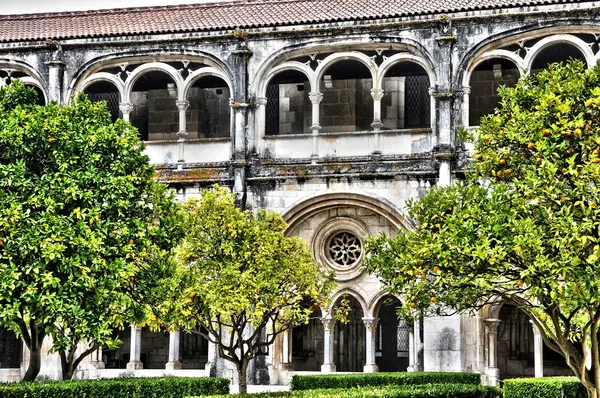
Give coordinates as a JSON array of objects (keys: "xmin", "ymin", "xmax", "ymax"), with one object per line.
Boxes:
[
  {"xmin": 176, "ymin": 100, "xmax": 190, "ymax": 111},
  {"xmin": 462, "ymin": 85, "xmax": 471, "ymax": 95},
  {"xmin": 256, "ymin": 97, "xmax": 268, "ymax": 106},
  {"xmin": 321, "ymin": 317, "xmax": 336, "ymax": 331},
  {"xmin": 370, "ymin": 88, "xmax": 384, "ymax": 101},
  {"xmin": 529, "ymin": 319, "xmax": 542, "ymax": 334},
  {"xmin": 309, "ymin": 92, "xmax": 323, "ymax": 104},
  {"xmin": 362, "ymin": 317, "xmax": 379, "ymax": 331},
  {"xmin": 484, "ymin": 318, "xmax": 501, "ymax": 333},
  {"xmin": 119, "ymin": 102, "xmax": 134, "ymax": 114}
]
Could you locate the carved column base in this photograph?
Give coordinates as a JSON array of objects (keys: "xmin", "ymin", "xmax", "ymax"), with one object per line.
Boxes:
[
  {"xmin": 165, "ymin": 361, "xmax": 182, "ymax": 371},
  {"xmin": 320, "ymin": 363, "xmax": 336, "ymax": 373},
  {"xmin": 126, "ymin": 361, "xmax": 143, "ymax": 371},
  {"xmin": 363, "ymin": 364, "xmax": 379, "ymax": 373}
]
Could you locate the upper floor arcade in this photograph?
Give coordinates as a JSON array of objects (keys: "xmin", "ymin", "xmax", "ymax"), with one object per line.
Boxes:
[{"xmin": 0, "ymin": 0, "xmax": 598, "ymax": 186}]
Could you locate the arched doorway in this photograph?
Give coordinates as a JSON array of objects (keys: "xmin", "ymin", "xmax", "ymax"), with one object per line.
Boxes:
[
  {"xmin": 333, "ymin": 295, "xmax": 365, "ymax": 372},
  {"xmin": 375, "ymin": 296, "xmax": 410, "ymax": 372},
  {"xmin": 291, "ymin": 307, "xmax": 324, "ymax": 371}
]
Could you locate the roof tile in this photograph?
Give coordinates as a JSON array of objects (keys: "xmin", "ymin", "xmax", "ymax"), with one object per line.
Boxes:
[{"xmin": 0, "ymin": 0, "xmax": 585, "ymax": 43}]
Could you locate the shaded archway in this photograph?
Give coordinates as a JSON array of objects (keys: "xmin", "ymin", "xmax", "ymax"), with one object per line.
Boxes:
[
  {"xmin": 497, "ymin": 304, "xmax": 573, "ymax": 380},
  {"xmin": 180, "ymin": 328, "xmax": 209, "ymax": 369},
  {"xmin": 102, "ymin": 327, "xmax": 130, "ymax": 369},
  {"xmin": 530, "ymin": 43, "xmax": 587, "ymax": 73},
  {"xmin": 333, "ymin": 295, "xmax": 366, "ymax": 372},
  {"xmin": 187, "ymin": 75, "xmax": 232, "ymax": 139},
  {"xmin": 264, "ymin": 69, "xmax": 312, "ymax": 135},
  {"xmin": 292, "ymin": 307, "xmax": 324, "ymax": 371},
  {"xmin": 84, "ymin": 80, "xmax": 121, "ymax": 122},
  {"xmin": 381, "ymin": 62, "xmax": 431, "ymax": 129},
  {"xmin": 468, "ymin": 58, "xmax": 520, "ymax": 126},
  {"xmin": 130, "ymin": 70, "xmax": 179, "ymax": 141},
  {"xmin": 374, "ymin": 296, "xmax": 409, "ymax": 372},
  {"xmin": 0, "ymin": 324, "xmax": 22, "ymax": 368},
  {"xmin": 319, "ymin": 59, "xmax": 373, "ymax": 133}
]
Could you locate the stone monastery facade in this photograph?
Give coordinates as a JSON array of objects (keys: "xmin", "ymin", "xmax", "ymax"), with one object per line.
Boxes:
[{"xmin": 0, "ymin": 0, "xmax": 597, "ymax": 387}]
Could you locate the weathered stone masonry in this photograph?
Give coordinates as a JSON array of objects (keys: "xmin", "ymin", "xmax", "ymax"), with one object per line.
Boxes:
[{"xmin": 0, "ymin": 0, "xmax": 598, "ymax": 385}]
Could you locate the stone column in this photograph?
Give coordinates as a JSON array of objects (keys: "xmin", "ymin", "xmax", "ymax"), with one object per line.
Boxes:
[
  {"xmin": 370, "ymin": 88, "xmax": 384, "ymax": 154},
  {"xmin": 407, "ymin": 324, "xmax": 416, "ymax": 372},
  {"xmin": 484, "ymin": 319, "xmax": 500, "ymax": 386},
  {"xmin": 119, "ymin": 103, "xmax": 134, "ymax": 123},
  {"xmin": 176, "ymin": 100, "xmax": 189, "ymax": 168},
  {"xmin": 205, "ymin": 340, "xmax": 217, "ymax": 377},
  {"xmin": 126, "ymin": 326, "xmax": 143, "ymax": 371},
  {"xmin": 47, "ymin": 60, "xmax": 65, "ymax": 104},
  {"xmin": 320, "ymin": 318, "xmax": 336, "ymax": 373},
  {"xmin": 309, "ymin": 92, "xmax": 323, "ymax": 164},
  {"xmin": 166, "ymin": 329, "xmax": 182, "ymax": 371},
  {"xmin": 279, "ymin": 329, "xmax": 294, "ymax": 371},
  {"xmin": 462, "ymin": 85, "xmax": 471, "ymax": 127},
  {"xmin": 255, "ymin": 97, "xmax": 268, "ymax": 156},
  {"xmin": 363, "ymin": 317, "xmax": 379, "ymax": 373},
  {"xmin": 89, "ymin": 347, "xmax": 105, "ymax": 369},
  {"xmin": 530, "ymin": 320, "xmax": 544, "ymax": 378}
]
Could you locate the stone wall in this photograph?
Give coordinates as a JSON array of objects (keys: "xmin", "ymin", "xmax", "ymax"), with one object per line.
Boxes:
[{"xmin": 469, "ymin": 67, "xmax": 520, "ymax": 126}]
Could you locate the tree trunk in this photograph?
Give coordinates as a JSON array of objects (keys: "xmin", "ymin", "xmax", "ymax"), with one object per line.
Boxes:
[
  {"xmin": 22, "ymin": 325, "xmax": 45, "ymax": 382},
  {"xmin": 23, "ymin": 345, "xmax": 42, "ymax": 381},
  {"xmin": 60, "ymin": 352, "xmax": 74, "ymax": 380},
  {"xmin": 237, "ymin": 361, "xmax": 249, "ymax": 394}
]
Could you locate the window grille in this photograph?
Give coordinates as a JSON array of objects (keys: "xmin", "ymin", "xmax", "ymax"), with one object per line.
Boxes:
[{"xmin": 265, "ymin": 84, "xmax": 280, "ymax": 135}]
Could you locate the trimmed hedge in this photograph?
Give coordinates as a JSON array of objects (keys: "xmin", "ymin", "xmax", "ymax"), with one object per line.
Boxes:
[
  {"xmin": 0, "ymin": 377, "xmax": 229, "ymax": 398},
  {"xmin": 290, "ymin": 372, "xmax": 481, "ymax": 391},
  {"xmin": 207, "ymin": 383, "xmax": 501, "ymax": 398},
  {"xmin": 503, "ymin": 377, "xmax": 586, "ymax": 398}
]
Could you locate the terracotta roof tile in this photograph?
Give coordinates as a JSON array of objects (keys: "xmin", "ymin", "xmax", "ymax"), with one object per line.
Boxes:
[{"xmin": 0, "ymin": 0, "xmax": 586, "ymax": 43}]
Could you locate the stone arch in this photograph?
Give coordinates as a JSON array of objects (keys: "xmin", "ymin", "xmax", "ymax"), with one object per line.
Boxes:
[
  {"xmin": 463, "ymin": 50, "xmax": 525, "ymax": 88},
  {"xmin": 328, "ymin": 288, "xmax": 369, "ymax": 318},
  {"xmin": 182, "ymin": 67, "xmax": 234, "ymax": 101},
  {"xmin": 314, "ymin": 52, "xmax": 377, "ymax": 88},
  {"xmin": 67, "ymin": 50, "xmax": 231, "ymax": 100},
  {"xmin": 78, "ymin": 72, "xmax": 125, "ymax": 103},
  {"xmin": 369, "ymin": 291, "xmax": 404, "ymax": 318},
  {"xmin": 0, "ymin": 59, "xmax": 48, "ymax": 104},
  {"xmin": 123, "ymin": 62, "xmax": 185, "ymax": 103},
  {"xmin": 257, "ymin": 62, "xmax": 315, "ymax": 100},
  {"xmin": 371, "ymin": 294, "xmax": 410, "ymax": 372},
  {"xmin": 524, "ymin": 34, "xmax": 595, "ymax": 72},
  {"xmin": 376, "ymin": 54, "xmax": 436, "ymax": 92},
  {"xmin": 283, "ymin": 192, "xmax": 408, "ymax": 233}
]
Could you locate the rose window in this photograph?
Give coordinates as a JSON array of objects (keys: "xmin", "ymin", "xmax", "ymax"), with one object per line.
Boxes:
[{"xmin": 327, "ymin": 232, "xmax": 362, "ymax": 267}]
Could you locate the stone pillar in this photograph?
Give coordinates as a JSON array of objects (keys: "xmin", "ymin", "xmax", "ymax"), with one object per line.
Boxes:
[
  {"xmin": 370, "ymin": 88, "xmax": 384, "ymax": 154},
  {"xmin": 407, "ymin": 324, "xmax": 416, "ymax": 372},
  {"xmin": 166, "ymin": 329, "xmax": 182, "ymax": 371},
  {"xmin": 47, "ymin": 60, "xmax": 65, "ymax": 104},
  {"xmin": 320, "ymin": 318, "xmax": 336, "ymax": 373},
  {"xmin": 255, "ymin": 97, "xmax": 268, "ymax": 155},
  {"xmin": 462, "ymin": 86, "xmax": 471, "ymax": 127},
  {"xmin": 119, "ymin": 103, "xmax": 134, "ymax": 123},
  {"xmin": 484, "ymin": 319, "xmax": 500, "ymax": 386},
  {"xmin": 205, "ymin": 340, "xmax": 217, "ymax": 377},
  {"xmin": 89, "ymin": 347, "xmax": 105, "ymax": 369},
  {"xmin": 126, "ymin": 326, "xmax": 143, "ymax": 371},
  {"xmin": 530, "ymin": 320, "xmax": 544, "ymax": 378},
  {"xmin": 279, "ymin": 329, "xmax": 294, "ymax": 371},
  {"xmin": 309, "ymin": 92, "xmax": 323, "ymax": 164},
  {"xmin": 176, "ymin": 100, "xmax": 189, "ymax": 167},
  {"xmin": 363, "ymin": 317, "xmax": 379, "ymax": 373}
]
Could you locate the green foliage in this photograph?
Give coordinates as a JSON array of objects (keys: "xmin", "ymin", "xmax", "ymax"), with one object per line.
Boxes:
[
  {"xmin": 0, "ymin": 80, "xmax": 183, "ymax": 378},
  {"xmin": 503, "ymin": 377, "xmax": 587, "ymax": 398},
  {"xmin": 364, "ymin": 60, "xmax": 600, "ymax": 395},
  {"xmin": 0, "ymin": 377, "xmax": 229, "ymax": 398},
  {"xmin": 290, "ymin": 372, "xmax": 481, "ymax": 391},
  {"xmin": 206, "ymin": 384, "xmax": 501, "ymax": 398},
  {"xmin": 158, "ymin": 186, "xmax": 334, "ymax": 392}
]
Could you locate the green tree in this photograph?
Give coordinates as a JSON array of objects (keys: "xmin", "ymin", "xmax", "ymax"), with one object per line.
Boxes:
[
  {"xmin": 0, "ymin": 81, "xmax": 183, "ymax": 380},
  {"xmin": 365, "ymin": 60, "xmax": 600, "ymax": 398},
  {"xmin": 159, "ymin": 186, "xmax": 334, "ymax": 393}
]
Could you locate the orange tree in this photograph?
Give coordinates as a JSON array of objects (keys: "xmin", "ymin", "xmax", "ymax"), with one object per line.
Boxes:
[
  {"xmin": 157, "ymin": 186, "xmax": 334, "ymax": 394},
  {"xmin": 365, "ymin": 60, "xmax": 600, "ymax": 398},
  {"xmin": 0, "ymin": 81, "xmax": 183, "ymax": 380}
]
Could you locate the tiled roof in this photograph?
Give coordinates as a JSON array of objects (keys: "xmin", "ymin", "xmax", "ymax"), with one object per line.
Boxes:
[{"xmin": 0, "ymin": 0, "xmax": 586, "ymax": 43}]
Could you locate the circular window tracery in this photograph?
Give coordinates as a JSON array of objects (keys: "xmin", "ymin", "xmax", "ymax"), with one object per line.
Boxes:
[{"xmin": 327, "ymin": 232, "xmax": 362, "ymax": 268}]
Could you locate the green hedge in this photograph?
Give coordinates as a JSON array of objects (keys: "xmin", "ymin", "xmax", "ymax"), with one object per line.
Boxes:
[
  {"xmin": 290, "ymin": 372, "xmax": 481, "ymax": 391},
  {"xmin": 0, "ymin": 377, "xmax": 229, "ymax": 398},
  {"xmin": 503, "ymin": 377, "xmax": 587, "ymax": 398},
  {"xmin": 207, "ymin": 383, "xmax": 501, "ymax": 398}
]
